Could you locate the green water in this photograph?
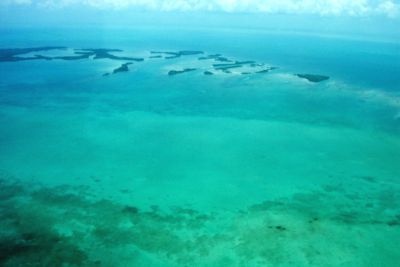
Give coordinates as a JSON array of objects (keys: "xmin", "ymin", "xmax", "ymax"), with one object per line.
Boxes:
[{"xmin": 0, "ymin": 28, "xmax": 400, "ymax": 266}]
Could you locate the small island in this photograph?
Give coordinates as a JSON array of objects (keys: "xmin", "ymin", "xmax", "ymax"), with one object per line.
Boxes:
[
  {"xmin": 151, "ymin": 51, "xmax": 204, "ymax": 59},
  {"xmin": 213, "ymin": 60, "xmax": 257, "ymax": 71},
  {"xmin": 0, "ymin": 47, "xmax": 145, "ymax": 62},
  {"xmin": 33, "ymin": 55, "xmax": 53, "ymax": 60},
  {"xmin": 168, "ymin": 68, "xmax": 196, "ymax": 76},
  {"xmin": 54, "ymin": 49, "xmax": 144, "ymax": 61},
  {"xmin": 103, "ymin": 62, "xmax": 133, "ymax": 76},
  {"xmin": 0, "ymin": 47, "xmax": 66, "ymax": 62},
  {"xmin": 1, "ymin": 46, "xmax": 287, "ymax": 80},
  {"xmin": 256, "ymin": 67, "xmax": 278, "ymax": 74},
  {"xmin": 198, "ymin": 54, "xmax": 221, "ymax": 60},
  {"xmin": 75, "ymin": 49, "xmax": 144, "ymax": 61},
  {"xmin": 113, "ymin": 63, "xmax": 133, "ymax": 74},
  {"xmin": 296, "ymin": 74, "xmax": 330, "ymax": 83},
  {"xmin": 198, "ymin": 54, "xmax": 232, "ymax": 62},
  {"xmin": 256, "ymin": 69, "xmax": 270, "ymax": 74},
  {"xmin": 213, "ymin": 63, "xmax": 243, "ymax": 70}
]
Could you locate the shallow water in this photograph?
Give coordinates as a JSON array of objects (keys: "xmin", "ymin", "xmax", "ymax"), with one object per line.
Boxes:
[{"xmin": 0, "ymin": 27, "xmax": 400, "ymax": 266}]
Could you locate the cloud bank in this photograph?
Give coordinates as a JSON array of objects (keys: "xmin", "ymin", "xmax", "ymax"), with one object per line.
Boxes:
[{"xmin": 2, "ymin": 0, "xmax": 400, "ymax": 18}]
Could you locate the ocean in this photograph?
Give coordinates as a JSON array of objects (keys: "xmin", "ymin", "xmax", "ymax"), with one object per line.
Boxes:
[{"xmin": 0, "ymin": 26, "xmax": 400, "ymax": 266}]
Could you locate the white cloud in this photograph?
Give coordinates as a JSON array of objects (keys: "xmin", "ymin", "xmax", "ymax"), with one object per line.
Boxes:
[
  {"xmin": 2, "ymin": 0, "xmax": 400, "ymax": 18},
  {"xmin": 1, "ymin": 0, "xmax": 32, "ymax": 5},
  {"xmin": 377, "ymin": 1, "xmax": 400, "ymax": 18}
]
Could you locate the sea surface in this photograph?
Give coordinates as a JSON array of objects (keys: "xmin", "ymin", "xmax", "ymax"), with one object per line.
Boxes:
[{"xmin": 0, "ymin": 27, "xmax": 400, "ymax": 266}]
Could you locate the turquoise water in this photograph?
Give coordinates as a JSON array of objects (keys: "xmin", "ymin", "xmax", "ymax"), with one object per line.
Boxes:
[{"xmin": 1, "ymin": 27, "xmax": 400, "ymax": 266}]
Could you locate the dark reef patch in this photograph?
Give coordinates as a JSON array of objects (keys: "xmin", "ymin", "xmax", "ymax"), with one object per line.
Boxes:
[
  {"xmin": 0, "ymin": 176, "xmax": 399, "ymax": 266},
  {"xmin": 123, "ymin": 205, "xmax": 139, "ymax": 214},
  {"xmin": 296, "ymin": 74, "xmax": 330, "ymax": 83},
  {"xmin": 357, "ymin": 176, "xmax": 378, "ymax": 183},
  {"xmin": 204, "ymin": 71, "xmax": 214, "ymax": 75},
  {"xmin": 0, "ymin": 182, "xmax": 96, "ymax": 266},
  {"xmin": 0, "ymin": 178, "xmax": 217, "ymax": 266},
  {"xmin": 275, "ymin": 226, "xmax": 287, "ymax": 231}
]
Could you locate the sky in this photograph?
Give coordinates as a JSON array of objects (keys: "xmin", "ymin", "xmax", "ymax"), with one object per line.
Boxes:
[{"xmin": 1, "ymin": 0, "xmax": 399, "ymax": 41}]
